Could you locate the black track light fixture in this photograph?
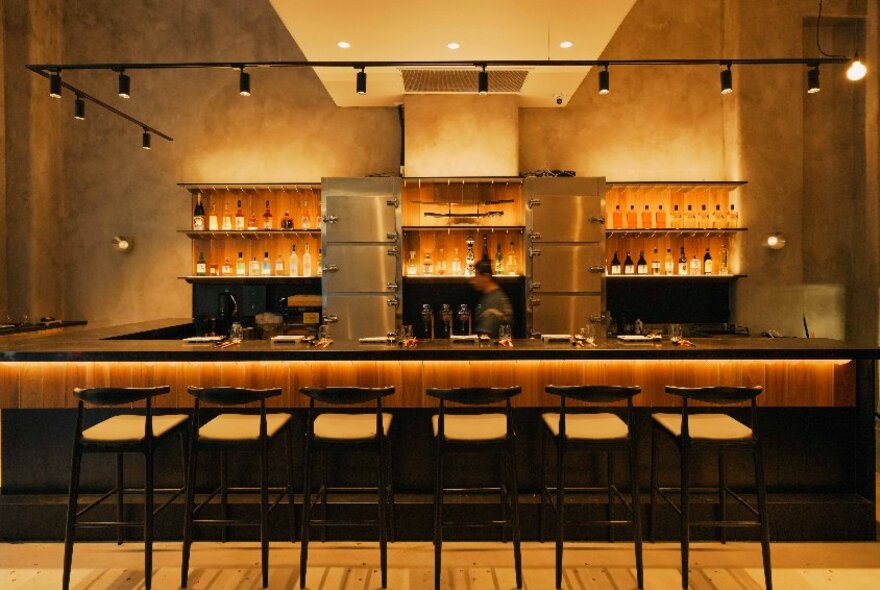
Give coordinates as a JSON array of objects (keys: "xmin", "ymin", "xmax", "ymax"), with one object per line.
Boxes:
[
  {"xmin": 478, "ymin": 64, "xmax": 488, "ymax": 95},
  {"xmin": 807, "ymin": 64, "xmax": 820, "ymax": 94},
  {"xmin": 598, "ymin": 64, "xmax": 610, "ymax": 95},
  {"xmin": 142, "ymin": 129, "xmax": 151, "ymax": 150},
  {"xmin": 49, "ymin": 71, "xmax": 62, "ymax": 98},
  {"xmin": 118, "ymin": 69, "xmax": 131, "ymax": 98},
  {"xmin": 356, "ymin": 66, "xmax": 367, "ymax": 95},
  {"xmin": 239, "ymin": 67, "xmax": 251, "ymax": 96},
  {"xmin": 720, "ymin": 63, "xmax": 733, "ymax": 95},
  {"xmin": 74, "ymin": 95, "xmax": 85, "ymax": 120}
]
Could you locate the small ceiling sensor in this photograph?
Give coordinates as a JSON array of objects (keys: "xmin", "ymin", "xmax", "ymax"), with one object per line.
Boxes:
[
  {"xmin": 559, "ymin": 41, "xmax": 574, "ymax": 49},
  {"xmin": 337, "ymin": 41, "xmax": 351, "ymax": 49},
  {"xmin": 447, "ymin": 42, "xmax": 460, "ymax": 50},
  {"xmin": 112, "ymin": 236, "xmax": 134, "ymax": 253}
]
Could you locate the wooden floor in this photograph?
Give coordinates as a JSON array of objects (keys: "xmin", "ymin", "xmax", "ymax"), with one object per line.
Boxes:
[{"xmin": 1, "ymin": 538, "xmax": 880, "ymax": 589}]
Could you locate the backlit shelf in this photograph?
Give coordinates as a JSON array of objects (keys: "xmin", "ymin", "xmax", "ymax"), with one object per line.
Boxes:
[
  {"xmin": 606, "ymin": 228, "xmax": 746, "ymax": 238},
  {"xmin": 179, "ymin": 276, "xmax": 322, "ymax": 284},
  {"xmin": 605, "ymin": 274, "xmax": 746, "ymax": 280},
  {"xmin": 181, "ymin": 230, "xmax": 321, "ymax": 239}
]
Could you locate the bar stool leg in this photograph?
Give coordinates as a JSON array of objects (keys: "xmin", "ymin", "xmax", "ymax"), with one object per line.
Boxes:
[
  {"xmin": 144, "ymin": 445, "xmax": 154, "ymax": 590},
  {"xmin": 500, "ymin": 450, "xmax": 509, "ymax": 543},
  {"xmin": 538, "ymin": 429, "xmax": 548, "ymax": 543},
  {"xmin": 507, "ymin": 437, "xmax": 523, "ymax": 590},
  {"xmin": 649, "ymin": 425, "xmax": 660, "ymax": 543},
  {"xmin": 320, "ymin": 452, "xmax": 329, "ymax": 542},
  {"xmin": 220, "ymin": 450, "xmax": 229, "ymax": 543},
  {"xmin": 116, "ymin": 453, "xmax": 125, "ymax": 545},
  {"xmin": 62, "ymin": 444, "xmax": 83, "ymax": 590},
  {"xmin": 260, "ymin": 437, "xmax": 270, "ymax": 588},
  {"xmin": 286, "ymin": 428, "xmax": 297, "ymax": 543},
  {"xmin": 181, "ymin": 443, "xmax": 199, "ymax": 588},
  {"xmin": 433, "ymin": 440, "xmax": 444, "ymax": 590},
  {"xmin": 679, "ymin": 440, "xmax": 691, "ymax": 590},
  {"xmin": 377, "ymin": 445, "xmax": 388, "ymax": 589},
  {"xmin": 607, "ymin": 451, "xmax": 616, "ymax": 542},
  {"xmin": 386, "ymin": 440, "xmax": 397, "ymax": 543},
  {"xmin": 299, "ymin": 442, "xmax": 313, "ymax": 589},
  {"xmin": 718, "ymin": 450, "xmax": 728, "ymax": 544},
  {"xmin": 629, "ymin": 440, "xmax": 644, "ymax": 590},
  {"xmin": 555, "ymin": 443, "xmax": 565, "ymax": 590},
  {"xmin": 754, "ymin": 443, "xmax": 773, "ymax": 590}
]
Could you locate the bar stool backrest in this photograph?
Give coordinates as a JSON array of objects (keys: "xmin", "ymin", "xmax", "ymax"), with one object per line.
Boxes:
[
  {"xmin": 427, "ymin": 386, "xmax": 522, "ymax": 442},
  {"xmin": 545, "ymin": 385, "xmax": 641, "ymax": 439},
  {"xmin": 72, "ymin": 386, "xmax": 172, "ymax": 445},
  {"xmin": 664, "ymin": 386, "xmax": 764, "ymax": 440},
  {"xmin": 299, "ymin": 386, "xmax": 396, "ymax": 444}
]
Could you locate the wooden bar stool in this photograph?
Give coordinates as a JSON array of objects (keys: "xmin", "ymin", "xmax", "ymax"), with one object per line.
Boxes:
[
  {"xmin": 539, "ymin": 385, "xmax": 644, "ymax": 590},
  {"xmin": 428, "ymin": 386, "xmax": 523, "ymax": 590},
  {"xmin": 649, "ymin": 386, "xmax": 772, "ymax": 590},
  {"xmin": 62, "ymin": 386, "xmax": 188, "ymax": 590},
  {"xmin": 298, "ymin": 386, "xmax": 396, "ymax": 590},
  {"xmin": 181, "ymin": 387, "xmax": 295, "ymax": 589}
]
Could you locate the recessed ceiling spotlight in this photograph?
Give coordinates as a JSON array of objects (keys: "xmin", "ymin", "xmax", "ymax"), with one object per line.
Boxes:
[
  {"xmin": 337, "ymin": 41, "xmax": 351, "ymax": 49},
  {"xmin": 560, "ymin": 41, "xmax": 574, "ymax": 49},
  {"xmin": 447, "ymin": 42, "xmax": 460, "ymax": 50}
]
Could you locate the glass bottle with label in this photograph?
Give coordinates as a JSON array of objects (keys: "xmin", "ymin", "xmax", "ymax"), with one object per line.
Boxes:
[
  {"xmin": 316, "ymin": 248, "xmax": 323, "ymax": 276},
  {"xmin": 247, "ymin": 208, "xmax": 258, "ymax": 231},
  {"xmin": 655, "ymin": 204, "xmax": 667, "ymax": 228},
  {"xmin": 208, "ymin": 201, "xmax": 219, "ymax": 231},
  {"xmin": 481, "ymin": 234, "xmax": 490, "ymax": 261},
  {"xmin": 420, "ymin": 304, "xmax": 434, "ymax": 339},
  {"xmin": 495, "ymin": 243, "xmax": 504, "ymax": 274},
  {"xmin": 626, "ymin": 205, "xmax": 637, "ymax": 229},
  {"xmin": 719, "ymin": 243, "xmax": 729, "ymax": 275},
  {"xmin": 689, "ymin": 254, "xmax": 701, "ymax": 275},
  {"xmin": 665, "ymin": 248, "xmax": 674, "ymax": 275},
  {"xmin": 727, "ymin": 204, "xmax": 739, "ymax": 228},
  {"xmin": 624, "ymin": 251, "xmax": 635, "ymax": 275},
  {"xmin": 235, "ymin": 200, "xmax": 245, "ymax": 230},
  {"xmin": 506, "ymin": 241, "xmax": 516, "ymax": 275},
  {"xmin": 196, "ymin": 251, "xmax": 207, "ymax": 276},
  {"xmin": 236, "ymin": 252, "xmax": 246, "ymax": 276},
  {"xmin": 684, "ymin": 205, "xmax": 696, "ymax": 228},
  {"xmin": 637, "ymin": 250, "xmax": 648, "ymax": 275},
  {"xmin": 465, "ymin": 238, "xmax": 476, "ymax": 276},
  {"xmin": 262, "ymin": 200, "xmax": 273, "ymax": 230},
  {"xmin": 275, "ymin": 254, "xmax": 284, "ymax": 275},
  {"xmin": 437, "ymin": 247, "xmax": 447, "ymax": 275},
  {"xmin": 288, "ymin": 244, "xmax": 298, "ymax": 277},
  {"xmin": 300, "ymin": 200, "xmax": 310, "ymax": 230},
  {"xmin": 209, "ymin": 262, "xmax": 219, "ymax": 276},
  {"xmin": 699, "ymin": 204, "xmax": 710, "ymax": 229},
  {"xmin": 678, "ymin": 246, "xmax": 688, "ymax": 275},
  {"xmin": 711, "ymin": 204, "xmax": 724, "ymax": 228},
  {"xmin": 703, "ymin": 247, "xmax": 713, "ymax": 275},
  {"xmin": 192, "ymin": 194, "xmax": 206, "ymax": 231},
  {"xmin": 651, "ymin": 247, "xmax": 660, "ymax": 275},
  {"xmin": 671, "ymin": 204, "xmax": 682, "ymax": 229},
  {"xmin": 440, "ymin": 304, "xmax": 453, "ymax": 338},
  {"xmin": 612, "ymin": 205, "xmax": 623, "ymax": 228},
  {"xmin": 248, "ymin": 256, "xmax": 260, "ymax": 276},
  {"xmin": 452, "ymin": 248, "xmax": 462, "ymax": 275},
  {"xmin": 407, "ymin": 251, "xmax": 418, "ymax": 276},
  {"xmin": 281, "ymin": 210, "xmax": 293, "ymax": 229},
  {"xmin": 221, "ymin": 258, "xmax": 232, "ymax": 276},
  {"xmin": 302, "ymin": 242, "xmax": 312, "ymax": 276},
  {"xmin": 641, "ymin": 205, "xmax": 652, "ymax": 229},
  {"xmin": 423, "ymin": 252, "xmax": 433, "ymax": 275},
  {"xmin": 222, "ymin": 200, "xmax": 233, "ymax": 230},
  {"xmin": 457, "ymin": 304, "xmax": 472, "ymax": 335},
  {"xmin": 610, "ymin": 251, "xmax": 621, "ymax": 275}
]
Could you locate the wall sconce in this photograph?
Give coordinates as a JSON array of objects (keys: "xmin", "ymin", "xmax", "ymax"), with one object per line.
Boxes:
[
  {"xmin": 764, "ymin": 233, "xmax": 786, "ymax": 250},
  {"xmin": 112, "ymin": 236, "xmax": 133, "ymax": 253}
]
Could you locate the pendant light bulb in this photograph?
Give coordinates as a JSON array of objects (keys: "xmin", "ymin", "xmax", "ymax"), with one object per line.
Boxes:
[
  {"xmin": 720, "ymin": 64, "xmax": 733, "ymax": 95},
  {"xmin": 356, "ymin": 67, "xmax": 367, "ymax": 95},
  {"xmin": 478, "ymin": 65, "xmax": 489, "ymax": 96},
  {"xmin": 846, "ymin": 53, "xmax": 867, "ymax": 81},
  {"xmin": 239, "ymin": 67, "xmax": 251, "ymax": 96},
  {"xmin": 49, "ymin": 71, "xmax": 62, "ymax": 98},
  {"xmin": 118, "ymin": 70, "xmax": 131, "ymax": 98},
  {"xmin": 807, "ymin": 65, "xmax": 821, "ymax": 94},
  {"xmin": 142, "ymin": 129, "xmax": 151, "ymax": 150},
  {"xmin": 598, "ymin": 65, "xmax": 610, "ymax": 95},
  {"xmin": 74, "ymin": 96, "xmax": 85, "ymax": 120}
]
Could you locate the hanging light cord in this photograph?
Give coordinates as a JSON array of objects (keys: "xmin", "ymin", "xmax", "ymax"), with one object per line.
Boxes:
[{"xmin": 816, "ymin": 0, "xmax": 849, "ymax": 59}]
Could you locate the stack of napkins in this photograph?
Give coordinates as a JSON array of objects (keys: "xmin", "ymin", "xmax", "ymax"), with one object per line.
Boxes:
[
  {"xmin": 450, "ymin": 334, "xmax": 480, "ymax": 342},
  {"xmin": 541, "ymin": 334, "xmax": 573, "ymax": 342},
  {"xmin": 359, "ymin": 336, "xmax": 392, "ymax": 343},
  {"xmin": 270, "ymin": 335, "xmax": 305, "ymax": 343}
]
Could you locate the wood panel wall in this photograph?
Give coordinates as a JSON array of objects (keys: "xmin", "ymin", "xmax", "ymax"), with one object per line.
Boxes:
[{"xmin": 0, "ymin": 359, "xmax": 855, "ymax": 410}]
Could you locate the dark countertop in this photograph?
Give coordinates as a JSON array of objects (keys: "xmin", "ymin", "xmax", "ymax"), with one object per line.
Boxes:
[
  {"xmin": 0, "ymin": 320, "xmax": 87, "ymax": 336},
  {"xmin": 0, "ymin": 319, "xmax": 878, "ymax": 362}
]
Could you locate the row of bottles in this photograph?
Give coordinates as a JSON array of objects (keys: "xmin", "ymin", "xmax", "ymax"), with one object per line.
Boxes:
[
  {"xmin": 192, "ymin": 194, "xmax": 320, "ymax": 231},
  {"xmin": 609, "ymin": 244, "xmax": 729, "ymax": 276},
  {"xmin": 418, "ymin": 303, "xmax": 480, "ymax": 338},
  {"xmin": 610, "ymin": 203, "xmax": 739, "ymax": 230},
  {"xmin": 403, "ymin": 232, "xmax": 522, "ymax": 276},
  {"xmin": 194, "ymin": 243, "xmax": 322, "ymax": 277}
]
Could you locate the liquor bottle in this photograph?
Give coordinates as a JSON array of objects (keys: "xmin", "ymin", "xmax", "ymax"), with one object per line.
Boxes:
[
  {"xmin": 222, "ymin": 201, "xmax": 233, "ymax": 230},
  {"xmin": 423, "ymin": 252, "xmax": 433, "ymax": 275},
  {"xmin": 703, "ymin": 247, "xmax": 713, "ymax": 274},
  {"xmin": 420, "ymin": 304, "xmax": 434, "ymax": 339},
  {"xmin": 452, "ymin": 248, "xmax": 462, "ymax": 275},
  {"xmin": 641, "ymin": 205, "xmax": 652, "ymax": 229},
  {"xmin": 506, "ymin": 241, "xmax": 516, "ymax": 275},
  {"xmin": 437, "ymin": 247, "xmax": 447, "ymax": 275},
  {"xmin": 457, "ymin": 304, "xmax": 472, "ymax": 335},
  {"xmin": 407, "ymin": 251, "xmax": 418, "ymax": 276},
  {"xmin": 651, "ymin": 247, "xmax": 660, "ymax": 275},
  {"xmin": 655, "ymin": 204, "xmax": 667, "ymax": 228},
  {"xmin": 624, "ymin": 250, "xmax": 635, "ymax": 275},
  {"xmin": 684, "ymin": 204, "xmax": 696, "ymax": 228},
  {"xmin": 481, "ymin": 234, "xmax": 490, "ymax": 261},
  {"xmin": 664, "ymin": 247, "xmax": 674, "ymax": 275},
  {"xmin": 440, "ymin": 304, "xmax": 453, "ymax": 338},
  {"xmin": 261, "ymin": 251, "xmax": 271, "ymax": 276},
  {"xmin": 612, "ymin": 204, "xmax": 623, "ymax": 228},
  {"xmin": 699, "ymin": 204, "xmax": 710, "ymax": 229},
  {"xmin": 626, "ymin": 205, "xmax": 637, "ymax": 229},
  {"xmin": 222, "ymin": 258, "xmax": 232, "ymax": 276},
  {"xmin": 208, "ymin": 201, "xmax": 219, "ymax": 231},
  {"xmin": 248, "ymin": 256, "xmax": 260, "ymax": 276},
  {"xmin": 192, "ymin": 193, "xmax": 206, "ymax": 231},
  {"xmin": 465, "ymin": 238, "xmax": 476, "ymax": 275},
  {"xmin": 300, "ymin": 200, "xmax": 310, "ymax": 230},
  {"xmin": 671, "ymin": 204, "xmax": 682, "ymax": 229},
  {"xmin": 711, "ymin": 204, "xmax": 724, "ymax": 228},
  {"xmin": 281, "ymin": 210, "xmax": 292, "ymax": 229},
  {"xmin": 316, "ymin": 248, "xmax": 323, "ymax": 276},
  {"xmin": 247, "ymin": 209, "xmax": 258, "ymax": 231},
  {"xmin": 637, "ymin": 250, "xmax": 648, "ymax": 275},
  {"xmin": 288, "ymin": 244, "xmax": 299, "ymax": 276},
  {"xmin": 209, "ymin": 263, "xmax": 218, "ymax": 276},
  {"xmin": 234, "ymin": 200, "xmax": 245, "ymax": 230},
  {"xmin": 719, "ymin": 243, "xmax": 729, "ymax": 275},
  {"xmin": 610, "ymin": 251, "xmax": 621, "ymax": 275},
  {"xmin": 495, "ymin": 243, "xmax": 504, "ymax": 274},
  {"xmin": 236, "ymin": 252, "xmax": 246, "ymax": 276},
  {"xmin": 689, "ymin": 254, "xmax": 700, "ymax": 275},
  {"xmin": 727, "ymin": 204, "xmax": 739, "ymax": 228},
  {"xmin": 196, "ymin": 251, "xmax": 207, "ymax": 276},
  {"xmin": 302, "ymin": 242, "xmax": 312, "ymax": 276},
  {"xmin": 678, "ymin": 246, "xmax": 688, "ymax": 275},
  {"xmin": 262, "ymin": 200, "xmax": 273, "ymax": 230},
  {"xmin": 274, "ymin": 254, "xmax": 284, "ymax": 275}
]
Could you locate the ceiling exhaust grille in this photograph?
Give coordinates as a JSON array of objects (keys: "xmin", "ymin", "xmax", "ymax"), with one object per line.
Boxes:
[{"xmin": 401, "ymin": 69, "xmax": 528, "ymax": 93}]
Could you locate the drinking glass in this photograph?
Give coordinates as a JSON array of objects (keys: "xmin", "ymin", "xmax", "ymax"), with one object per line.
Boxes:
[
  {"xmin": 401, "ymin": 324, "xmax": 414, "ymax": 340},
  {"xmin": 317, "ymin": 324, "xmax": 331, "ymax": 341},
  {"xmin": 668, "ymin": 323, "xmax": 682, "ymax": 343},
  {"xmin": 580, "ymin": 324, "xmax": 596, "ymax": 344},
  {"xmin": 498, "ymin": 324, "xmax": 512, "ymax": 342},
  {"xmin": 229, "ymin": 322, "xmax": 243, "ymax": 343}
]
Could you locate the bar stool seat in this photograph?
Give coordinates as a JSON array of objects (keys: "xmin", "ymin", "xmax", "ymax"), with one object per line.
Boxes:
[
  {"xmin": 315, "ymin": 412, "xmax": 392, "ymax": 440},
  {"xmin": 542, "ymin": 412, "xmax": 628, "ymax": 440},
  {"xmin": 431, "ymin": 413, "xmax": 507, "ymax": 441},
  {"xmin": 82, "ymin": 414, "xmax": 189, "ymax": 443},
  {"xmin": 652, "ymin": 413, "xmax": 752, "ymax": 440},
  {"xmin": 198, "ymin": 413, "xmax": 291, "ymax": 441}
]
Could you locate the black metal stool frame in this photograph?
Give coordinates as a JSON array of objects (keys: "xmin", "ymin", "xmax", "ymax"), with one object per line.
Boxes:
[
  {"xmin": 649, "ymin": 385, "xmax": 771, "ymax": 590},
  {"xmin": 428, "ymin": 386, "xmax": 524, "ymax": 590},
  {"xmin": 298, "ymin": 386, "xmax": 396, "ymax": 590},
  {"xmin": 63, "ymin": 386, "xmax": 188, "ymax": 590},
  {"xmin": 181, "ymin": 387, "xmax": 296, "ymax": 589},
  {"xmin": 538, "ymin": 385, "xmax": 644, "ymax": 590}
]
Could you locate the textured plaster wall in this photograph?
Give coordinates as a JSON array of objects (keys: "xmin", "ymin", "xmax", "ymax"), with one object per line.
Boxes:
[{"xmin": 0, "ymin": 6, "xmax": 6, "ymax": 318}]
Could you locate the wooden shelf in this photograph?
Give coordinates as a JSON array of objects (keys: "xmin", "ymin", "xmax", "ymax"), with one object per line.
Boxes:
[
  {"xmin": 181, "ymin": 230, "xmax": 321, "ymax": 239},
  {"xmin": 403, "ymin": 275, "xmax": 524, "ymax": 282},
  {"xmin": 179, "ymin": 182, "xmax": 320, "ymax": 193},
  {"xmin": 606, "ymin": 181, "xmax": 747, "ymax": 191},
  {"xmin": 402, "ymin": 226, "xmax": 525, "ymax": 232},
  {"xmin": 180, "ymin": 276, "xmax": 322, "ymax": 284},
  {"xmin": 606, "ymin": 274, "xmax": 746, "ymax": 280},
  {"xmin": 606, "ymin": 227, "xmax": 746, "ymax": 237}
]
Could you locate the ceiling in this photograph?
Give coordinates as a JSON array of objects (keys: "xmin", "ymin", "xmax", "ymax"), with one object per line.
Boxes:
[{"xmin": 268, "ymin": 1, "xmax": 636, "ymax": 107}]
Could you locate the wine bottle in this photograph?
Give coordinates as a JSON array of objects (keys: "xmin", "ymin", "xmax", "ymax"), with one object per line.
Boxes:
[
  {"xmin": 624, "ymin": 250, "xmax": 635, "ymax": 275},
  {"xmin": 248, "ymin": 256, "xmax": 260, "ymax": 276},
  {"xmin": 192, "ymin": 194, "xmax": 206, "ymax": 231},
  {"xmin": 196, "ymin": 251, "xmax": 207, "ymax": 276},
  {"xmin": 655, "ymin": 204, "xmax": 666, "ymax": 228},
  {"xmin": 302, "ymin": 242, "xmax": 312, "ymax": 276},
  {"xmin": 423, "ymin": 252, "xmax": 433, "ymax": 275},
  {"xmin": 274, "ymin": 254, "xmax": 284, "ymax": 275},
  {"xmin": 234, "ymin": 200, "xmax": 245, "ymax": 230},
  {"xmin": 208, "ymin": 201, "xmax": 219, "ymax": 231},
  {"xmin": 261, "ymin": 251, "xmax": 271, "ymax": 276},
  {"xmin": 651, "ymin": 248, "xmax": 660, "ymax": 275},
  {"xmin": 703, "ymin": 247, "xmax": 713, "ymax": 274},
  {"xmin": 689, "ymin": 254, "xmax": 701, "ymax": 275},
  {"xmin": 637, "ymin": 250, "xmax": 648, "ymax": 275},
  {"xmin": 664, "ymin": 247, "xmax": 674, "ymax": 275},
  {"xmin": 262, "ymin": 200, "xmax": 273, "ymax": 230},
  {"xmin": 612, "ymin": 204, "xmax": 623, "ymax": 228},
  {"xmin": 678, "ymin": 246, "xmax": 688, "ymax": 275},
  {"xmin": 506, "ymin": 241, "xmax": 516, "ymax": 275},
  {"xmin": 610, "ymin": 251, "xmax": 621, "ymax": 275},
  {"xmin": 288, "ymin": 244, "xmax": 299, "ymax": 277},
  {"xmin": 641, "ymin": 205, "xmax": 652, "ymax": 229},
  {"xmin": 222, "ymin": 201, "xmax": 233, "ymax": 230},
  {"xmin": 626, "ymin": 205, "xmax": 637, "ymax": 229},
  {"xmin": 236, "ymin": 251, "xmax": 246, "ymax": 276},
  {"xmin": 452, "ymin": 248, "xmax": 462, "ymax": 275},
  {"xmin": 719, "ymin": 243, "xmax": 729, "ymax": 275},
  {"xmin": 495, "ymin": 243, "xmax": 504, "ymax": 274}
]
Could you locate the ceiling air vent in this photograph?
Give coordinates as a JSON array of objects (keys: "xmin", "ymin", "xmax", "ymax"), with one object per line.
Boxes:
[{"xmin": 401, "ymin": 69, "xmax": 528, "ymax": 93}]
